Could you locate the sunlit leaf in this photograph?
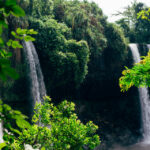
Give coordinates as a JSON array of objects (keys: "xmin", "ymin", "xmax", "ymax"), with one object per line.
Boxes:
[
  {"xmin": 12, "ymin": 41, "xmax": 23, "ymax": 48},
  {"xmin": 0, "ymin": 143, "xmax": 6, "ymax": 149},
  {"xmin": 24, "ymin": 35, "xmax": 35, "ymax": 41}
]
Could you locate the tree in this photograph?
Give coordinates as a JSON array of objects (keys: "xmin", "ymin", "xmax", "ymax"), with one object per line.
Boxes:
[
  {"xmin": 115, "ymin": 1, "xmax": 150, "ymax": 43},
  {"xmin": 119, "ymin": 9, "xmax": 150, "ymax": 91},
  {"xmin": 61, "ymin": 0, "xmax": 107, "ymax": 55},
  {"xmin": 0, "ymin": 96, "xmax": 100, "ymax": 150},
  {"xmin": 29, "ymin": 18, "xmax": 90, "ymax": 95}
]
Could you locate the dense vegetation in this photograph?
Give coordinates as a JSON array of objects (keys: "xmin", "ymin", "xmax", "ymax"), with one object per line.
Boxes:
[
  {"xmin": 1, "ymin": 0, "xmax": 150, "ymax": 149},
  {"xmin": 24, "ymin": 0, "xmax": 128, "ymax": 99},
  {"xmin": 115, "ymin": 1, "xmax": 150, "ymax": 43},
  {"xmin": 0, "ymin": 97, "xmax": 99, "ymax": 149},
  {"xmin": 0, "ymin": 0, "xmax": 100, "ymax": 149},
  {"xmin": 119, "ymin": 8, "xmax": 150, "ymax": 92}
]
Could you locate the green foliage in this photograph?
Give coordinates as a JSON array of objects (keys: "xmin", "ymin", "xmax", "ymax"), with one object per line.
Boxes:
[
  {"xmin": 103, "ymin": 23, "xmax": 128, "ymax": 76},
  {"xmin": 0, "ymin": 27, "xmax": 37, "ymax": 81},
  {"xmin": 28, "ymin": 0, "xmax": 54, "ymax": 17},
  {"xmin": 0, "ymin": 97, "xmax": 100, "ymax": 150},
  {"xmin": 60, "ymin": 0, "xmax": 107, "ymax": 55},
  {"xmin": 0, "ymin": 0, "xmax": 25, "ymax": 17},
  {"xmin": 119, "ymin": 51, "xmax": 150, "ymax": 92},
  {"xmin": 25, "ymin": 0, "xmax": 129, "ymax": 99},
  {"xmin": 0, "ymin": 0, "xmax": 37, "ymax": 81},
  {"xmin": 0, "ymin": 100, "xmax": 30, "ymax": 149},
  {"xmin": 29, "ymin": 18, "xmax": 89, "ymax": 92},
  {"xmin": 104, "ymin": 23, "xmax": 127, "ymax": 61},
  {"xmin": 116, "ymin": 18, "xmax": 130, "ymax": 40},
  {"xmin": 116, "ymin": 1, "xmax": 150, "ymax": 43},
  {"xmin": 137, "ymin": 8, "xmax": 150, "ymax": 21},
  {"xmin": 119, "ymin": 5, "xmax": 150, "ymax": 92}
]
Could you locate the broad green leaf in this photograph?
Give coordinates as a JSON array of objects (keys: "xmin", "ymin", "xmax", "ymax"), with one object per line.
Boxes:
[
  {"xmin": 3, "ymin": 104, "xmax": 11, "ymax": 111},
  {"xmin": 11, "ymin": 31, "xmax": 16, "ymax": 37},
  {"xmin": 16, "ymin": 28, "xmax": 27, "ymax": 35},
  {"xmin": 0, "ymin": 143, "xmax": 6, "ymax": 149},
  {"xmin": 24, "ymin": 35, "xmax": 35, "ymax": 41},
  {"xmin": 5, "ymin": 0, "xmax": 17, "ymax": 6},
  {"xmin": 28, "ymin": 29, "xmax": 38, "ymax": 35},
  {"xmin": 10, "ymin": 127, "xmax": 21, "ymax": 135},
  {"xmin": 13, "ymin": 110, "xmax": 21, "ymax": 115},
  {"xmin": 12, "ymin": 41, "xmax": 23, "ymax": 48},
  {"xmin": 7, "ymin": 39, "xmax": 12, "ymax": 47},
  {"xmin": 16, "ymin": 119, "xmax": 31, "ymax": 129},
  {"xmin": 11, "ymin": 5, "xmax": 25, "ymax": 17}
]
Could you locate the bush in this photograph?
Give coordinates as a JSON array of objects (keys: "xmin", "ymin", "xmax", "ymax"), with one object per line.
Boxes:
[{"xmin": 0, "ymin": 96, "xmax": 100, "ymax": 150}]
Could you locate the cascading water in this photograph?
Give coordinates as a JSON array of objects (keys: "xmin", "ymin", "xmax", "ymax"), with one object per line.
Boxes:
[
  {"xmin": 0, "ymin": 121, "xmax": 3, "ymax": 143},
  {"xmin": 23, "ymin": 41, "xmax": 46, "ymax": 107},
  {"xmin": 0, "ymin": 41, "xmax": 46, "ymax": 143},
  {"xmin": 147, "ymin": 44, "xmax": 150, "ymax": 52},
  {"xmin": 129, "ymin": 43, "xmax": 150, "ymax": 143}
]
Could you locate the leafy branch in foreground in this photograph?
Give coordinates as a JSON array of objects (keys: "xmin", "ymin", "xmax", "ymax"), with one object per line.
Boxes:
[
  {"xmin": 0, "ymin": 96, "xmax": 100, "ymax": 150},
  {"xmin": 0, "ymin": 0, "xmax": 37, "ymax": 81},
  {"xmin": 119, "ymin": 51, "xmax": 150, "ymax": 92}
]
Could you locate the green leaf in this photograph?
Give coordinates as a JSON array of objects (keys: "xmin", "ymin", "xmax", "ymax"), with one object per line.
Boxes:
[
  {"xmin": 0, "ymin": 143, "xmax": 6, "ymax": 149},
  {"xmin": 11, "ymin": 31, "xmax": 16, "ymax": 37},
  {"xmin": 7, "ymin": 39, "xmax": 12, "ymax": 47},
  {"xmin": 16, "ymin": 119, "xmax": 31, "ymax": 129},
  {"xmin": 28, "ymin": 29, "xmax": 38, "ymax": 35},
  {"xmin": 12, "ymin": 41, "xmax": 23, "ymax": 48},
  {"xmin": 10, "ymin": 127, "xmax": 21, "ymax": 135},
  {"xmin": 16, "ymin": 28, "xmax": 27, "ymax": 35},
  {"xmin": 24, "ymin": 35, "xmax": 35, "ymax": 42},
  {"xmin": 11, "ymin": 5, "xmax": 25, "ymax": 17},
  {"xmin": 5, "ymin": 0, "xmax": 17, "ymax": 6},
  {"xmin": 41, "ymin": 147, "xmax": 46, "ymax": 150}
]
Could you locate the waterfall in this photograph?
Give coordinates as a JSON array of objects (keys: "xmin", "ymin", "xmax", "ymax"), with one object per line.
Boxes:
[
  {"xmin": 0, "ymin": 121, "xmax": 3, "ymax": 143},
  {"xmin": 23, "ymin": 41, "xmax": 46, "ymax": 106},
  {"xmin": 0, "ymin": 41, "xmax": 46, "ymax": 143},
  {"xmin": 129, "ymin": 44, "xmax": 150, "ymax": 143},
  {"xmin": 147, "ymin": 44, "xmax": 150, "ymax": 51}
]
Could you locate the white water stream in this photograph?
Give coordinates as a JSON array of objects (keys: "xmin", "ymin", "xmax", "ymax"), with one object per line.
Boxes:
[
  {"xmin": 129, "ymin": 44, "xmax": 150, "ymax": 144},
  {"xmin": 0, "ymin": 121, "xmax": 3, "ymax": 143},
  {"xmin": 23, "ymin": 41, "xmax": 46, "ymax": 105},
  {"xmin": 0, "ymin": 41, "xmax": 47, "ymax": 143}
]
